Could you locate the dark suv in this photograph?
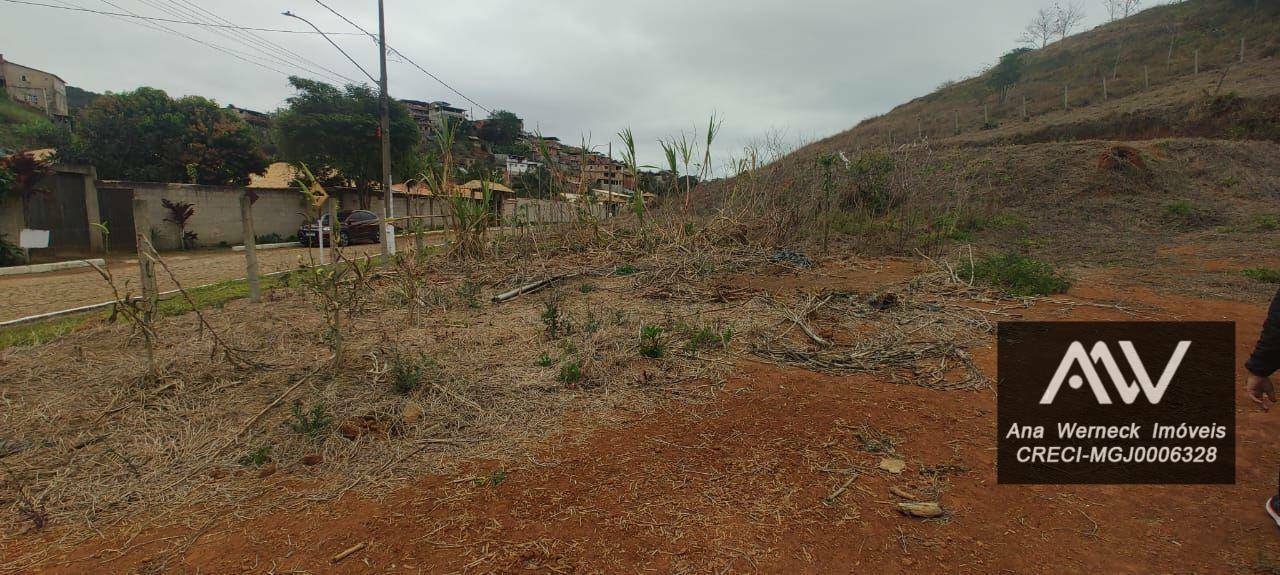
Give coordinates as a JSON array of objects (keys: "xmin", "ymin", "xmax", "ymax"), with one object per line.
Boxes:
[{"xmin": 298, "ymin": 210, "xmax": 380, "ymax": 247}]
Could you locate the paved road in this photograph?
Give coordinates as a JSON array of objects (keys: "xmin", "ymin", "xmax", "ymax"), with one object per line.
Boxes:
[{"xmin": 0, "ymin": 243, "xmax": 386, "ymax": 323}]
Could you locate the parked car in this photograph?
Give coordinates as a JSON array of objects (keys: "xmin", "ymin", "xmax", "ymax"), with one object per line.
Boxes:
[{"xmin": 297, "ymin": 210, "xmax": 381, "ymax": 247}]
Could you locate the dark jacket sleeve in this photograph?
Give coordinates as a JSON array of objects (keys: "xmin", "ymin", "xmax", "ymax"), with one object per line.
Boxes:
[{"xmin": 1247, "ymin": 288, "xmax": 1280, "ymax": 377}]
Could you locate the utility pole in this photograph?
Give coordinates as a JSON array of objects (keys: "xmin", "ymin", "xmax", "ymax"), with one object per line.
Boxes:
[{"xmin": 378, "ymin": 0, "xmax": 393, "ymax": 260}]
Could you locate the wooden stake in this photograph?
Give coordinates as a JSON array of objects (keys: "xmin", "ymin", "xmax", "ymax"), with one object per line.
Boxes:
[
  {"xmin": 1021, "ymin": 95, "xmax": 1027, "ymax": 121},
  {"xmin": 240, "ymin": 194, "xmax": 260, "ymax": 303},
  {"xmin": 1102, "ymin": 75, "xmax": 1108, "ymax": 101},
  {"xmin": 1194, "ymin": 48, "xmax": 1199, "ymax": 74},
  {"xmin": 1144, "ymin": 65, "xmax": 1149, "ymax": 90},
  {"xmin": 983, "ymin": 103, "xmax": 989, "ymax": 125},
  {"xmin": 132, "ymin": 197, "xmax": 158, "ymax": 383},
  {"xmin": 331, "ymin": 542, "xmax": 367, "ymax": 564},
  {"xmin": 1064, "ymin": 84, "xmax": 1069, "ymax": 110},
  {"xmin": 1240, "ymin": 37, "xmax": 1246, "ymax": 63},
  {"xmin": 328, "ymin": 196, "xmax": 340, "ymax": 257},
  {"xmin": 954, "ymin": 109, "xmax": 959, "ymax": 134}
]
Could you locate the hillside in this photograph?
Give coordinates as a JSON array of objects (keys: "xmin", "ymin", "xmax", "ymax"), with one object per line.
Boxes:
[
  {"xmin": 695, "ymin": 0, "xmax": 1280, "ymax": 301},
  {"xmin": 0, "ymin": 92, "xmax": 55, "ymax": 154}
]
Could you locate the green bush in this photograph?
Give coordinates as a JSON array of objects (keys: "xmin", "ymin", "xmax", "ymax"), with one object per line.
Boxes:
[
  {"xmin": 639, "ymin": 325, "xmax": 666, "ymax": 358},
  {"xmin": 963, "ymin": 253, "xmax": 1071, "ymax": 296},
  {"xmin": 1165, "ymin": 200, "xmax": 1194, "ymax": 217},
  {"xmin": 390, "ymin": 351, "xmax": 434, "ymax": 395},
  {"xmin": 1243, "ymin": 268, "xmax": 1280, "ymax": 284},
  {"xmin": 0, "ymin": 234, "xmax": 23, "ymax": 267},
  {"xmin": 289, "ymin": 403, "xmax": 332, "ymax": 439},
  {"xmin": 557, "ymin": 360, "xmax": 583, "ymax": 384},
  {"xmin": 615, "ymin": 263, "xmax": 636, "ymax": 276},
  {"xmin": 535, "ymin": 352, "xmax": 553, "ymax": 367},
  {"xmin": 238, "ymin": 445, "xmax": 272, "ymax": 467}
]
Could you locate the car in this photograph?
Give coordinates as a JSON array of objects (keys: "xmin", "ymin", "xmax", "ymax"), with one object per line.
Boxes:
[{"xmin": 297, "ymin": 209, "xmax": 381, "ymax": 247}]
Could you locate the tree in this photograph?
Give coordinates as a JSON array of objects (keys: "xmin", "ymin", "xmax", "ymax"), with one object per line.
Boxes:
[
  {"xmin": 987, "ymin": 48, "xmax": 1031, "ymax": 100},
  {"xmin": 1053, "ymin": 1, "xmax": 1087, "ymax": 40},
  {"xmin": 1102, "ymin": 0, "xmax": 1141, "ymax": 21},
  {"xmin": 74, "ymin": 88, "xmax": 269, "ymax": 185},
  {"xmin": 1020, "ymin": 8, "xmax": 1057, "ymax": 49},
  {"xmin": 274, "ymin": 76, "xmax": 421, "ymax": 208},
  {"xmin": 476, "ymin": 110, "xmax": 522, "ymax": 149}
]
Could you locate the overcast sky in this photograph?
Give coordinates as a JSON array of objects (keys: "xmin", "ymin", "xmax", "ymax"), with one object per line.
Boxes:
[{"xmin": 2, "ymin": 0, "xmax": 1118, "ymax": 173}]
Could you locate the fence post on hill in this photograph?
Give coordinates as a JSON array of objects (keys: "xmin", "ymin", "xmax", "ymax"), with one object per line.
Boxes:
[
  {"xmin": 1021, "ymin": 95, "xmax": 1027, "ymax": 121},
  {"xmin": 1102, "ymin": 76, "xmax": 1108, "ymax": 101},
  {"xmin": 1063, "ymin": 84, "xmax": 1069, "ymax": 110},
  {"xmin": 1144, "ymin": 65, "xmax": 1150, "ymax": 90},
  {"xmin": 239, "ymin": 194, "xmax": 260, "ymax": 303},
  {"xmin": 983, "ymin": 104, "xmax": 989, "ymax": 126},
  {"xmin": 917, "ymin": 116, "xmax": 922, "ymax": 141},
  {"xmin": 954, "ymin": 109, "xmax": 959, "ymax": 134},
  {"xmin": 1194, "ymin": 48, "xmax": 1199, "ymax": 74},
  {"xmin": 1240, "ymin": 37, "xmax": 1246, "ymax": 63}
]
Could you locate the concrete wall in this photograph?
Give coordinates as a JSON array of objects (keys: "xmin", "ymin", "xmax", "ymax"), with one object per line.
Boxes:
[
  {"xmin": 106, "ymin": 183, "xmax": 614, "ymax": 251},
  {"xmin": 105, "ymin": 181, "xmax": 310, "ymax": 251}
]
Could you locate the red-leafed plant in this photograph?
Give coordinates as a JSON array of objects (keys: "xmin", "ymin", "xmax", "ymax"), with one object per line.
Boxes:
[
  {"xmin": 161, "ymin": 198, "xmax": 198, "ymax": 250},
  {"xmin": 0, "ymin": 152, "xmax": 53, "ymax": 200}
]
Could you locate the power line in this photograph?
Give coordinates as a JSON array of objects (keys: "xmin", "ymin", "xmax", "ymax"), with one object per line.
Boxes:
[
  {"xmin": 144, "ymin": 0, "xmax": 360, "ymax": 85},
  {"xmin": 311, "ymin": 0, "xmax": 493, "ymax": 115},
  {"xmin": 1, "ymin": 0, "xmax": 364, "ymax": 35},
  {"xmin": 283, "ymin": 11, "xmax": 377, "ymax": 84}
]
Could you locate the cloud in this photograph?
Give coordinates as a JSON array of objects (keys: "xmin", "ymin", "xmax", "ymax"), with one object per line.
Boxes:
[{"xmin": 1, "ymin": 0, "xmax": 1112, "ymax": 172}]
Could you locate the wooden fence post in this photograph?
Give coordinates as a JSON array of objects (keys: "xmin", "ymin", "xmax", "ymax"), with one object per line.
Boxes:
[
  {"xmin": 132, "ymin": 197, "xmax": 158, "ymax": 382},
  {"xmin": 240, "ymin": 194, "xmax": 260, "ymax": 303},
  {"xmin": 327, "ymin": 196, "xmax": 340, "ymax": 259},
  {"xmin": 1194, "ymin": 48, "xmax": 1199, "ymax": 74},
  {"xmin": 1063, "ymin": 84, "xmax": 1069, "ymax": 110},
  {"xmin": 1240, "ymin": 37, "xmax": 1245, "ymax": 63},
  {"xmin": 1021, "ymin": 95, "xmax": 1027, "ymax": 121},
  {"xmin": 954, "ymin": 109, "xmax": 959, "ymax": 134},
  {"xmin": 983, "ymin": 104, "xmax": 989, "ymax": 125},
  {"xmin": 1144, "ymin": 65, "xmax": 1149, "ymax": 90},
  {"xmin": 1102, "ymin": 75, "xmax": 1108, "ymax": 101}
]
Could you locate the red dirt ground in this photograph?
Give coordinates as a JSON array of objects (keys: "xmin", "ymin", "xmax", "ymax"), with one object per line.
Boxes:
[{"xmin": 5, "ymin": 263, "xmax": 1278, "ymax": 574}]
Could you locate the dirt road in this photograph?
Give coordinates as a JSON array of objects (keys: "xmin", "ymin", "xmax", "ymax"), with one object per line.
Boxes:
[{"xmin": 0, "ymin": 243, "xmax": 386, "ymax": 323}]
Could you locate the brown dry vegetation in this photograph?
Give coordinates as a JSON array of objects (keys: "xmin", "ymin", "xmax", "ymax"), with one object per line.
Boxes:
[{"xmin": 2, "ymin": 0, "xmax": 1279, "ymax": 572}]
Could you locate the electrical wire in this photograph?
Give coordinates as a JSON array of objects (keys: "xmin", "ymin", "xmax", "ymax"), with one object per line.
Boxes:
[{"xmin": 0, "ymin": 0, "xmax": 363, "ymax": 35}]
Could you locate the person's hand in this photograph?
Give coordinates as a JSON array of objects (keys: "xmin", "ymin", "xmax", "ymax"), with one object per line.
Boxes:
[{"xmin": 1247, "ymin": 374, "xmax": 1275, "ymax": 411}]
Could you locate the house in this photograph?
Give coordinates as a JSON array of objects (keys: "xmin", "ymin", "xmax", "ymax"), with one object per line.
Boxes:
[
  {"xmin": 400, "ymin": 99, "xmax": 468, "ymax": 134},
  {"xmin": 226, "ymin": 104, "xmax": 269, "ymax": 128},
  {"xmin": 0, "ymin": 54, "xmax": 68, "ymax": 118},
  {"xmin": 499, "ymin": 154, "xmax": 542, "ymax": 177}
]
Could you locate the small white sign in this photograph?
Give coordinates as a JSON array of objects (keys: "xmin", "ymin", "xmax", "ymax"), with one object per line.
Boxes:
[{"xmin": 19, "ymin": 229, "xmax": 50, "ymax": 249}]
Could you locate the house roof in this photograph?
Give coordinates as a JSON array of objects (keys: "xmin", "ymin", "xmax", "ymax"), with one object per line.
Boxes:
[{"xmin": 459, "ymin": 180, "xmax": 513, "ymax": 194}]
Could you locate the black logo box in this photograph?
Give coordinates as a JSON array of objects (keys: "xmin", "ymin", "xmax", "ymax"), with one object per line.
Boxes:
[{"xmin": 997, "ymin": 322, "xmax": 1235, "ymax": 485}]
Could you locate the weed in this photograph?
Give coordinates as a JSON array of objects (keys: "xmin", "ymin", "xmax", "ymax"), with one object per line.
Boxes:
[
  {"xmin": 682, "ymin": 323, "xmax": 733, "ymax": 352},
  {"xmin": 1255, "ymin": 215, "xmax": 1279, "ymax": 231},
  {"xmin": 639, "ymin": 325, "xmax": 666, "ymax": 358},
  {"xmin": 1243, "ymin": 268, "xmax": 1280, "ymax": 284},
  {"xmin": 238, "ymin": 445, "xmax": 272, "ymax": 467},
  {"xmin": 579, "ymin": 283, "xmax": 597, "ymax": 294},
  {"xmin": 535, "ymin": 352, "xmax": 553, "ymax": 367},
  {"xmin": 557, "ymin": 359, "xmax": 583, "ymax": 384},
  {"xmin": 541, "ymin": 295, "xmax": 565, "ymax": 339},
  {"xmin": 455, "ymin": 282, "xmax": 481, "ymax": 309},
  {"xmin": 615, "ymin": 264, "xmax": 636, "ymax": 276},
  {"xmin": 289, "ymin": 402, "xmax": 332, "ymax": 440},
  {"xmin": 390, "ymin": 351, "xmax": 433, "ymax": 395},
  {"xmin": 1165, "ymin": 200, "xmax": 1194, "ymax": 217},
  {"xmin": 963, "ymin": 252, "xmax": 1071, "ymax": 296}
]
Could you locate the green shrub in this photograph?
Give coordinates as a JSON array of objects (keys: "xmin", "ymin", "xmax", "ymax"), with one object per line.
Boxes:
[
  {"xmin": 256, "ymin": 232, "xmax": 283, "ymax": 244},
  {"xmin": 557, "ymin": 360, "xmax": 583, "ymax": 384},
  {"xmin": 289, "ymin": 403, "xmax": 332, "ymax": 439},
  {"xmin": 1243, "ymin": 268, "xmax": 1280, "ymax": 284},
  {"xmin": 390, "ymin": 351, "xmax": 433, "ymax": 395},
  {"xmin": 0, "ymin": 233, "xmax": 23, "ymax": 267},
  {"xmin": 1255, "ymin": 215, "xmax": 1279, "ymax": 231},
  {"xmin": 615, "ymin": 264, "xmax": 636, "ymax": 276},
  {"xmin": 1165, "ymin": 200, "xmax": 1194, "ymax": 217},
  {"xmin": 535, "ymin": 352, "xmax": 553, "ymax": 367},
  {"xmin": 639, "ymin": 325, "xmax": 666, "ymax": 358},
  {"xmin": 682, "ymin": 323, "xmax": 733, "ymax": 352},
  {"xmin": 238, "ymin": 445, "xmax": 272, "ymax": 467},
  {"xmin": 963, "ymin": 253, "xmax": 1071, "ymax": 296}
]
